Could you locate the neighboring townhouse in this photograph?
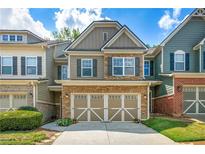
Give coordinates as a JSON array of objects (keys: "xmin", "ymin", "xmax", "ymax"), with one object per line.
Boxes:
[
  {"xmin": 0, "ymin": 30, "xmax": 70, "ymax": 121},
  {"xmin": 147, "ymin": 8, "xmax": 205, "ymax": 118},
  {"xmin": 56, "ymin": 20, "xmax": 161, "ymax": 121}
]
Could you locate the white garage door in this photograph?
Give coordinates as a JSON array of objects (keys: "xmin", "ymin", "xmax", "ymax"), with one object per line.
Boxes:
[
  {"xmin": 0, "ymin": 94, "xmax": 27, "ymax": 111},
  {"xmin": 71, "ymin": 93, "xmax": 141, "ymax": 122},
  {"xmin": 183, "ymin": 87, "xmax": 205, "ymax": 114}
]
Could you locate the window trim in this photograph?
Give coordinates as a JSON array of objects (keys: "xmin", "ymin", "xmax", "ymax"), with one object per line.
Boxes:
[
  {"xmin": 1, "ymin": 56, "xmax": 13, "ymax": 75},
  {"xmin": 144, "ymin": 60, "xmax": 150, "ymax": 76},
  {"xmin": 81, "ymin": 59, "xmax": 93, "ymax": 77},
  {"xmin": 2, "ymin": 35, "xmax": 9, "ymax": 41},
  {"xmin": 26, "ymin": 56, "xmax": 38, "ymax": 75},
  {"xmin": 174, "ymin": 50, "xmax": 185, "ymax": 71},
  {"xmin": 112, "ymin": 57, "xmax": 135, "ymax": 76},
  {"xmin": 103, "ymin": 32, "xmax": 108, "ymax": 42},
  {"xmin": 61, "ymin": 65, "xmax": 68, "ymax": 80}
]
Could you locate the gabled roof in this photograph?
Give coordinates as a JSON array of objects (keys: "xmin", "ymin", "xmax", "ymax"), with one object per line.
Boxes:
[
  {"xmin": 101, "ymin": 25, "xmax": 148, "ymax": 50},
  {"xmin": 64, "ymin": 20, "xmax": 122, "ymax": 51},
  {"xmin": 0, "ymin": 29, "xmax": 46, "ymax": 42},
  {"xmin": 160, "ymin": 8, "xmax": 205, "ymax": 46}
]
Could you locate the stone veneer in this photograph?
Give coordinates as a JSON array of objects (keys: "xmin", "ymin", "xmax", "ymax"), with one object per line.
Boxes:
[
  {"xmin": 62, "ymin": 85, "xmax": 148, "ymax": 120},
  {"xmin": 104, "ymin": 53, "xmax": 144, "ymax": 80}
]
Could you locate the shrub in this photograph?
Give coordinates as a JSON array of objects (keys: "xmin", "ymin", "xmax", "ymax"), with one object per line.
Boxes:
[
  {"xmin": 56, "ymin": 118, "xmax": 73, "ymax": 126},
  {"xmin": 18, "ymin": 106, "xmax": 39, "ymax": 112},
  {"xmin": 0, "ymin": 110, "xmax": 43, "ymax": 131}
]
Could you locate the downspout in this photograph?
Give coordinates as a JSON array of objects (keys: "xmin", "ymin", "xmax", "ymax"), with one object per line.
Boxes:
[
  {"xmin": 147, "ymin": 82, "xmax": 151, "ymax": 119},
  {"xmin": 161, "ymin": 46, "xmax": 164, "ymax": 73},
  {"xmin": 32, "ymin": 82, "xmax": 36, "ymax": 107}
]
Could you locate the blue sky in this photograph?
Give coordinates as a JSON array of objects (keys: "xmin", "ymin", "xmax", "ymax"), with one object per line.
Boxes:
[{"xmin": 0, "ymin": 8, "xmax": 194, "ymax": 46}]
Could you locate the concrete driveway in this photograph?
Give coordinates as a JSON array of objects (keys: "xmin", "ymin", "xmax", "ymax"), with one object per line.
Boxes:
[{"xmin": 52, "ymin": 122, "xmax": 177, "ymax": 145}]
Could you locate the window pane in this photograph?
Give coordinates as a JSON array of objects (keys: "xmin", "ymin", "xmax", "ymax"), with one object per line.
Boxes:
[
  {"xmin": 144, "ymin": 68, "xmax": 149, "ymax": 76},
  {"xmin": 176, "ymin": 62, "xmax": 184, "ymax": 70},
  {"xmin": 125, "ymin": 58, "xmax": 134, "ymax": 66},
  {"xmin": 113, "ymin": 58, "xmax": 123, "ymax": 66},
  {"xmin": 61, "ymin": 65, "xmax": 67, "ymax": 80},
  {"xmin": 83, "ymin": 68, "xmax": 92, "ymax": 76},
  {"xmin": 27, "ymin": 66, "xmax": 36, "ymax": 75},
  {"xmin": 176, "ymin": 54, "xmax": 184, "ymax": 61},
  {"xmin": 17, "ymin": 35, "xmax": 23, "ymax": 41},
  {"xmin": 2, "ymin": 66, "xmax": 12, "ymax": 74},
  {"xmin": 9, "ymin": 35, "xmax": 15, "ymax": 41},
  {"xmin": 2, "ymin": 35, "xmax": 8, "ymax": 41},
  {"xmin": 144, "ymin": 61, "xmax": 150, "ymax": 67},
  {"xmin": 114, "ymin": 67, "xmax": 123, "ymax": 75},
  {"xmin": 125, "ymin": 67, "xmax": 134, "ymax": 75},
  {"xmin": 82, "ymin": 60, "xmax": 92, "ymax": 67},
  {"xmin": 27, "ymin": 57, "xmax": 36, "ymax": 66},
  {"xmin": 2, "ymin": 57, "xmax": 12, "ymax": 66}
]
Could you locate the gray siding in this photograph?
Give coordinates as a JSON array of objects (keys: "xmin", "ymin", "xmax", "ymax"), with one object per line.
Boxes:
[
  {"xmin": 70, "ymin": 55, "xmax": 104, "ymax": 80},
  {"xmin": 55, "ymin": 43, "xmax": 69, "ymax": 57},
  {"xmin": 72, "ymin": 27, "xmax": 118, "ymax": 50},
  {"xmin": 27, "ymin": 33, "xmax": 43, "ymax": 44},
  {"xmin": 37, "ymin": 82, "xmax": 53, "ymax": 102},
  {"xmin": 109, "ymin": 33, "xmax": 140, "ymax": 48},
  {"xmin": 163, "ymin": 17, "xmax": 205, "ymax": 73},
  {"xmin": 154, "ymin": 52, "xmax": 162, "ymax": 77},
  {"xmin": 202, "ymin": 44, "xmax": 205, "ymax": 72},
  {"xmin": 46, "ymin": 47, "xmax": 55, "ymax": 85}
]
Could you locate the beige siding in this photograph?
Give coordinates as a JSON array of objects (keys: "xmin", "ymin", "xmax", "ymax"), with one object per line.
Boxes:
[
  {"xmin": 37, "ymin": 82, "xmax": 53, "ymax": 102},
  {"xmin": 0, "ymin": 46, "xmax": 46, "ymax": 79},
  {"xmin": 110, "ymin": 33, "xmax": 140, "ymax": 48},
  {"xmin": 70, "ymin": 55, "xmax": 104, "ymax": 80},
  {"xmin": 73, "ymin": 27, "xmax": 118, "ymax": 50}
]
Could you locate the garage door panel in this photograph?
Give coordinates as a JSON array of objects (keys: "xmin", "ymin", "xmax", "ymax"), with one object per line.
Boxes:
[
  {"xmin": 74, "ymin": 95, "xmax": 87, "ymax": 108},
  {"xmin": 108, "ymin": 95, "xmax": 121, "ymax": 108},
  {"xmin": 91, "ymin": 109, "xmax": 104, "ymax": 121},
  {"xmin": 0, "ymin": 95, "xmax": 10, "ymax": 109},
  {"xmin": 12, "ymin": 95, "xmax": 27, "ymax": 108},
  {"xmin": 199, "ymin": 88, "xmax": 205, "ymax": 100},
  {"xmin": 90, "ymin": 95, "xmax": 104, "ymax": 108},
  {"xmin": 124, "ymin": 110, "xmax": 137, "ymax": 121},
  {"xmin": 108, "ymin": 109, "xmax": 121, "ymax": 121},
  {"xmin": 199, "ymin": 102, "xmax": 205, "ymax": 113},
  {"xmin": 124, "ymin": 95, "xmax": 137, "ymax": 108},
  {"xmin": 74, "ymin": 109, "xmax": 87, "ymax": 121},
  {"xmin": 186, "ymin": 104, "xmax": 196, "ymax": 113}
]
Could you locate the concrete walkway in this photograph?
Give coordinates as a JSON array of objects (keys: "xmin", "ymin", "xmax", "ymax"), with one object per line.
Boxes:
[{"xmin": 45, "ymin": 122, "xmax": 177, "ymax": 145}]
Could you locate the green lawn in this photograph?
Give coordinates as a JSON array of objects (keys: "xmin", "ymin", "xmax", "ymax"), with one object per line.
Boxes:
[
  {"xmin": 143, "ymin": 117, "xmax": 205, "ymax": 142},
  {"xmin": 0, "ymin": 130, "xmax": 47, "ymax": 145}
]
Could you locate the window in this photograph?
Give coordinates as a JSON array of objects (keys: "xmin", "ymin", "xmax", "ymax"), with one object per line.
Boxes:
[
  {"xmin": 9, "ymin": 35, "xmax": 16, "ymax": 42},
  {"xmin": 61, "ymin": 65, "xmax": 68, "ymax": 80},
  {"xmin": 26, "ymin": 57, "xmax": 37, "ymax": 75},
  {"xmin": 81, "ymin": 59, "xmax": 93, "ymax": 77},
  {"xmin": 2, "ymin": 35, "xmax": 8, "ymax": 41},
  {"xmin": 175, "ymin": 50, "xmax": 185, "ymax": 71},
  {"xmin": 103, "ymin": 32, "xmax": 108, "ymax": 42},
  {"xmin": 17, "ymin": 35, "xmax": 23, "ymax": 42},
  {"xmin": 2, "ymin": 57, "xmax": 13, "ymax": 75},
  {"xmin": 144, "ymin": 60, "xmax": 150, "ymax": 76},
  {"xmin": 112, "ymin": 57, "xmax": 135, "ymax": 76}
]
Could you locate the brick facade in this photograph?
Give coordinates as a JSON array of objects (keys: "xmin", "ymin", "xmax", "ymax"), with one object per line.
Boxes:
[
  {"xmin": 104, "ymin": 53, "xmax": 144, "ymax": 80},
  {"xmin": 154, "ymin": 77, "xmax": 205, "ymax": 116},
  {"xmin": 62, "ymin": 85, "xmax": 148, "ymax": 120}
]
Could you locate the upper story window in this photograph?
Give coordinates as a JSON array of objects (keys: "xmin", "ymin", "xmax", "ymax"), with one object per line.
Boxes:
[
  {"xmin": 1, "ymin": 34, "xmax": 23, "ymax": 42},
  {"xmin": 112, "ymin": 57, "xmax": 135, "ymax": 76},
  {"xmin": 144, "ymin": 60, "xmax": 150, "ymax": 76},
  {"xmin": 81, "ymin": 59, "xmax": 93, "ymax": 77},
  {"xmin": 26, "ymin": 57, "xmax": 37, "ymax": 75},
  {"xmin": 175, "ymin": 50, "xmax": 185, "ymax": 71},
  {"xmin": 103, "ymin": 32, "xmax": 108, "ymax": 42},
  {"xmin": 1, "ymin": 57, "xmax": 13, "ymax": 75},
  {"xmin": 61, "ymin": 65, "xmax": 68, "ymax": 80}
]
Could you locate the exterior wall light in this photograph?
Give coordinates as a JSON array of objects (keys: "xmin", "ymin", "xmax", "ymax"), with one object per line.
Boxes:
[
  {"xmin": 177, "ymin": 86, "xmax": 182, "ymax": 92},
  {"xmin": 65, "ymin": 93, "xmax": 69, "ymax": 98}
]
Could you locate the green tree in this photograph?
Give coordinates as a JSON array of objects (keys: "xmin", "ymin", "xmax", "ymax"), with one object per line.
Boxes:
[{"xmin": 52, "ymin": 27, "xmax": 80, "ymax": 41}]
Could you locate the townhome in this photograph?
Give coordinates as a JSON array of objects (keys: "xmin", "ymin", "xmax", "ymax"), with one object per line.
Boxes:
[
  {"xmin": 0, "ymin": 30, "xmax": 69, "ymax": 121},
  {"xmin": 56, "ymin": 21, "xmax": 161, "ymax": 121},
  {"xmin": 149, "ymin": 8, "xmax": 205, "ymax": 119}
]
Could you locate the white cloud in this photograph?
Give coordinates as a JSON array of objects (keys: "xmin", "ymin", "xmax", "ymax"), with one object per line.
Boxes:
[
  {"xmin": 0, "ymin": 8, "xmax": 52, "ymax": 39},
  {"xmin": 158, "ymin": 8, "xmax": 182, "ymax": 31},
  {"xmin": 54, "ymin": 8, "xmax": 110, "ymax": 32}
]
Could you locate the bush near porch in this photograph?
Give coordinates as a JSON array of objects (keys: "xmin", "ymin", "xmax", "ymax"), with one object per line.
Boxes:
[
  {"xmin": 0, "ymin": 110, "xmax": 43, "ymax": 131},
  {"xmin": 143, "ymin": 117, "xmax": 205, "ymax": 142}
]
